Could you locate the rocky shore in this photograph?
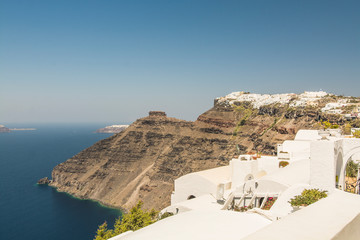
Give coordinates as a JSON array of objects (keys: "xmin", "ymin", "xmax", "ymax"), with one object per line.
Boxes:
[{"xmin": 37, "ymin": 177, "xmax": 51, "ymax": 185}]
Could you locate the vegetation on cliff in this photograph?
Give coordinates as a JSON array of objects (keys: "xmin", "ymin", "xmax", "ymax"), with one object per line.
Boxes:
[{"xmin": 94, "ymin": 201, "xmax": 172, "ymax": 240}]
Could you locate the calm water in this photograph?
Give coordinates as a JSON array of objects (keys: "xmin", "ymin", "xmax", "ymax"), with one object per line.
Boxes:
[{"xmin": 0, "ymin": 124, "xmax": 122, "ymax": 240}]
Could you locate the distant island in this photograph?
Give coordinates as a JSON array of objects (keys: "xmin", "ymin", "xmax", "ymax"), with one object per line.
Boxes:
[
  {"xmin": 10, "ymin": 128, "xmax": 37, "ymax": 131},
  {"xmin": 0, "ymin": 124, "xmax": 36, "ymax": 133},
  {"xmin": 0, "ymin": 125, "xmax": 10, "ymax": 133},
  {"xmin": 95, "ymin": 124, "xmax": 129, "ymax": 133}
]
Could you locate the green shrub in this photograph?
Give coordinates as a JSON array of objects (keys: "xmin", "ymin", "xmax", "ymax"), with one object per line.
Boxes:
[
  {"xmin": 233, "ymin": 108, "xmax": 253, "ymax": 136},
  {"xmin": 353, "ymin": 129, "xmax": 360, "ymax": 138},
  {"xmin": 321, "ymin": 120, "xmax": 340, "ymax": 129},
  {"xmin": 346, "ymin": 160, "xmax": 359, "ymax": 178},
  {"xmin": 322, "ymin": 121, "xmax": 332, "ymax": 129},
  {"xmin": 94, "ymin": 222, "xmax": 114, "ymax": 240},
  {"xmin": 159, "ymin": 211, "xmax": 174, "ymax": 220},
  {"xmin": 288, "ymin": 189, "xmax": 327, "ymax": 207},
  {"xmin": 94, "ymin": 201, "xmax": 158, "ymax": 240}
]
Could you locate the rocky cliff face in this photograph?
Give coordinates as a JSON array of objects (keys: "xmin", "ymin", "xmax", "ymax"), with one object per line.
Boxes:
[
  {"xmin": 50, "ymin": 92, "xmax": 360, "ymax": 210},
  {"xmin": 50, "ymin": 111, "xmax": 236, "ymax": 210}
]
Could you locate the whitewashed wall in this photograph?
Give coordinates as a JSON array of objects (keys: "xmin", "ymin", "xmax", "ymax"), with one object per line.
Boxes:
[
  {"xmin": 171, "ymin": 174, "xmax": 217, "ymax": 204},
  {"xmin": 310, "ymin": 140, "xmax": 336, "ymax": 192},
  {"xmin": 257, "ymin": 157, "xmax": 278, "ymax": 174},
  {"xmin": 282, "ymin": 140, "xmax": 311, "ymax": 161},
  {"xmin": 230, "ymin": 159, "xmax": 258, "ymax": 188}
]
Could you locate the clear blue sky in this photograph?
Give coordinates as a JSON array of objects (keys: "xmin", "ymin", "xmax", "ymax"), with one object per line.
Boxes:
[{"xmin": 1, "ymin": 0, "xmax": 359, "ymax": 123}]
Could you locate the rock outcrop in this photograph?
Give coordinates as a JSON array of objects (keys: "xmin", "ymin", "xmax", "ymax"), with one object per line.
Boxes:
[
  {"xmin": 37, "ymin": 177, "xmax": 51, "ymax": 185},
  {"xmin": 50, "ymin": 92, "xmax": 360, "ymax": 210}
]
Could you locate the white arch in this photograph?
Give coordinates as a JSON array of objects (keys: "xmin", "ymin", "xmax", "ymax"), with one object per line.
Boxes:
[
  {"xmin": 335, "ymin": 146, "xmax": 344, "ymax": 186},
  {"xmin": 338, "ymin": 146, "xmax": 360, "ymax": 190}
]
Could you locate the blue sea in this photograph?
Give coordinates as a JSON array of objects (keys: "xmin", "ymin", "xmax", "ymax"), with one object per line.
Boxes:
[{"xmin": 0, "ymin": 124, "xmax": 123, "ymax": 240}]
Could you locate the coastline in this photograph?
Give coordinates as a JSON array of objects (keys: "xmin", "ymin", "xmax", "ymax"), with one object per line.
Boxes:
[
  {"xmin": 10, "ymin": 128, "xmax": 37, "ymax": 131},
  {"xmin": 47, "ymin": 184, "xmax": 125, "ymax": 214},
  {"xmin": 0, "ymin": 123, "xmax": 123, "ymax": 240}
]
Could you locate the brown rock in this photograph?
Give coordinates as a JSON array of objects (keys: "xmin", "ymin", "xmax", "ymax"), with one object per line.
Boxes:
[
  {"xmin": 37, "ymin": 177, "xmax": 51, "ymax": 185},
  {"xmin": 149, "ymin": 111, "xmax": 167, "ymax": 117}
]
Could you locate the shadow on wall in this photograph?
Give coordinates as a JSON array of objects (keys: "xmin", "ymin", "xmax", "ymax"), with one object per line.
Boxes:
[{"xmin": 187, "ymin": 195, "xmax": 196, "ymax": 200}]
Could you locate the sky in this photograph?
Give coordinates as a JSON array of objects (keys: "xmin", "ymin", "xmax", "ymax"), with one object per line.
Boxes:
[{"xmin": 0, "ymin": 0, "xmax": 359, "ymax": 124}]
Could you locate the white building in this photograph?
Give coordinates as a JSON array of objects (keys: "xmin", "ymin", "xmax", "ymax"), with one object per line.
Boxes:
[
  {"xmin": 110, "ymin": 129, "xmax": 360, "ymax": 240},
  {"xmin": 321, "ymin": 99, "xmax": 348, "ymax": 114}
]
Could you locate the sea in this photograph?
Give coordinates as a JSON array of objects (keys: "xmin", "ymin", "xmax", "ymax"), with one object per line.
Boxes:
[{"xmin": 0, "ymin": 124, "xmax": 123, "ymax": 240}]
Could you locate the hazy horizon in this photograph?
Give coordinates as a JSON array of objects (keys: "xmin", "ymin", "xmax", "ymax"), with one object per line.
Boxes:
[{"xmin": 1, "ymin": 0, "xmax": 359, "ymax": 123}]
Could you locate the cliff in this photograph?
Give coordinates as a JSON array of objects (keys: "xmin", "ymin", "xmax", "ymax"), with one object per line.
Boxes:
[
  {"xmin": 50, "ymin": 92, "xmax": 360, "ymax": 210},
  {"xmin": 51, "ymin": 111, "xmax": 236, "ymax": 210}
]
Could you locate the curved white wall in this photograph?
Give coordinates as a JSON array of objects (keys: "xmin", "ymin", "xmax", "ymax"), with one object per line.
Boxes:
[
  {"xmin": 172, "ymin": 175, "xmax": 217, "ymax": 204},
  {"xmin": 255, "ymin": 180, "xmax": 287, "ymax": 194}
]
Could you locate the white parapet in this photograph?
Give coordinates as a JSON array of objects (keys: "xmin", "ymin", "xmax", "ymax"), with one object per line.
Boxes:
[
  {"xmin": 310, "ymin": 141, "xmax": 336, "ymax": 192},
  {"xmin": 230, "ymin": 159, "xmax": 258, "ymax": 188}
]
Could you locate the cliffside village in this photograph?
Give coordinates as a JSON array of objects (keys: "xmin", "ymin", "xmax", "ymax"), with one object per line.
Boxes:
[
  {"xmin": 107, "ymin": 105, "xmax": 360, "ymax": 239},
  {"xmin": 217, "ymin": 91, "xmax": 360, "ymax": 119}
]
